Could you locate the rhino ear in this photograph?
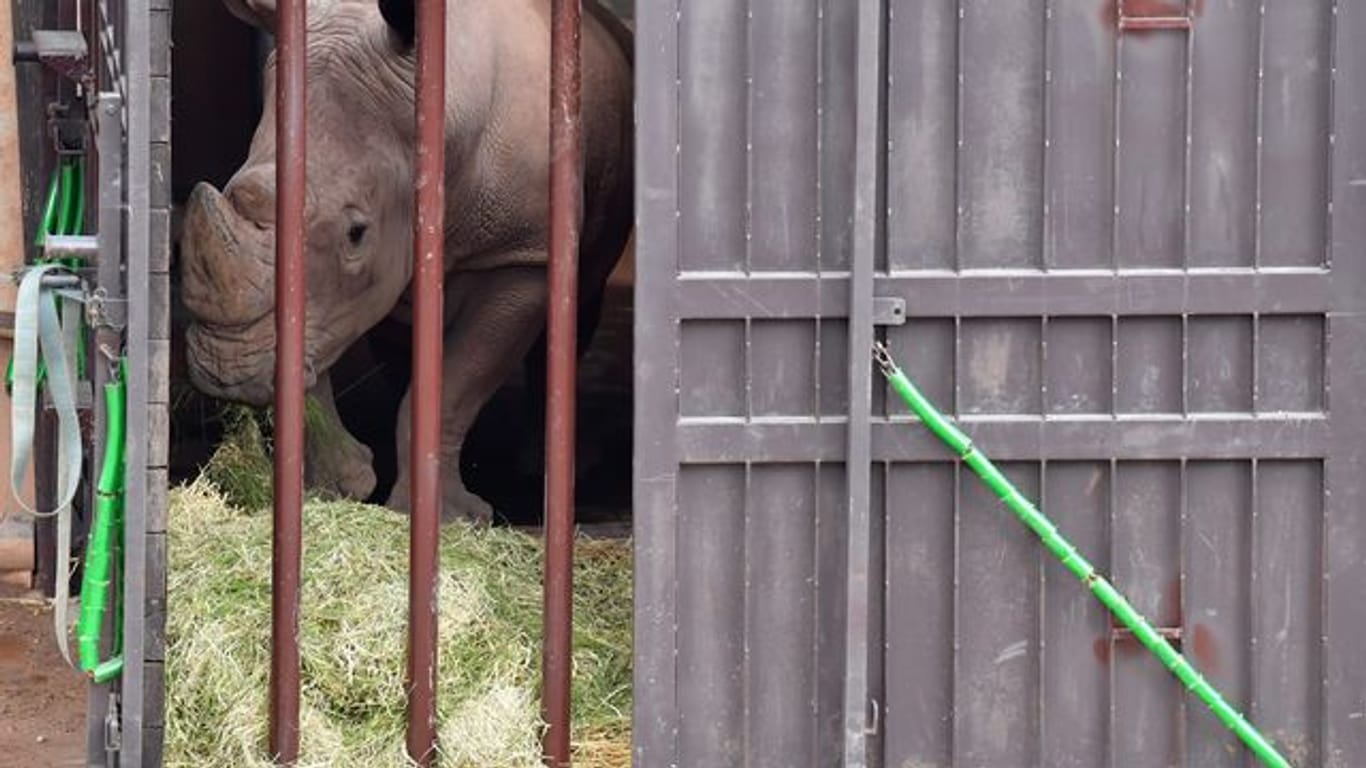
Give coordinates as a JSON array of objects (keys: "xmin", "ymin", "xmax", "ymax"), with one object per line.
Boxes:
[
  {"xmin": 222, "ymin": 0, "xmax": 278, "ymax": 31},
  {"xmin": 378, "ymin": 0, "xmax": 415, "ymax": 49}
]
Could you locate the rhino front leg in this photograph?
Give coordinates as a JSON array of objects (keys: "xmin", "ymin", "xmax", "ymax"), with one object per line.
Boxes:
[
  {"xmin": 303, "ymin": 371, "xmax": 378, "ymax": 501},
  {"xmin": 387, "ymin": 265, "xmax": 549, "ymax": 524}
]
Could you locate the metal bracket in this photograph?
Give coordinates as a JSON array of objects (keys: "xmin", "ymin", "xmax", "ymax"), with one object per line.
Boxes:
[
  {"xmin": 1112, "ymin": 624, "xmax": 1184, "ymax": 649},
  {"xmin": 873, "ymin": 297, "xmax": 906, "ymax": 326},
  {"xmin": 8, "ymin": 269, "xmax": 83, "ymax": 289},
  {"xmin": 85, "ymin": 289, "xmax": 128, "ymax": 332},
  {"xmin": 1118, "ymin": 15, "xmax": 1192, "ymax": 31},
  {"xmin": 1116, "ymin": 1, "xmax": 1195, "ymax": 33},
  {"xmin": 47, "ymin": 102, "xmax": 89, "ymax": 157},
  {"xmin": 12, "ymin": 30, "xmax": 92, "ymax": 87}
]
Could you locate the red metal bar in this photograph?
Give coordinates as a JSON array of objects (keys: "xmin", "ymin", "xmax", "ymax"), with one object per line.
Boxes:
[
  {"xmin": 269, "ymin": 0, "xmax": 307, "ymax": 762},
  {"xmin": 405, "ymin": 0, "xmax": 446, "ymax": 763},
  {"xmin": 541, "ymin": 0, "xmax": 582, "ymax": 764},
  {"xmin": 1118, "ymin": 15, "xmax": 1192, "ymax": 31}
]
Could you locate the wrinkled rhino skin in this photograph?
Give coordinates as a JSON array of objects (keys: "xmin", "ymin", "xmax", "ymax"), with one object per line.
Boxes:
[{"xmin": 179, "ymin": 0, "xmax": 634, "ymax": 523}]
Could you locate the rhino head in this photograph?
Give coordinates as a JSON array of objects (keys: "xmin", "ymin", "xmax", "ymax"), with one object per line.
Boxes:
[{"xmin": 180, "ymin": 0, "xmax": 421, "ymax": 406}]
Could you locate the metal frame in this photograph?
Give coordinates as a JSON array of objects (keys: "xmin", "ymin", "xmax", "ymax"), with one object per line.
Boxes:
[
  {"xmin": 1324, "ymin": 0, "xmax": 1366, "ymax": 759},
  {"xmin": 10, "ymin": 0, "xmax": 168, "ymax": 764},
  {"xmin": 632, "ymin": 0, "xmax": 1366, "ymax": 765},
  {"xmin": 841, "ymin": 0, "xmax": 885, "ymax": 763},
  {"xmin": 119, "ymin": 0, "xmax": 157, "ymax": 762},
  {"xmin": 87, "ymin": 88, "xmax": 125, "ymax": 767}
]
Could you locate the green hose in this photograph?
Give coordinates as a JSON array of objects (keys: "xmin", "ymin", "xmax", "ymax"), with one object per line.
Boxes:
[
  {"xmin": 15, "ymin": 154, "xmax": 115, "ymax": 679},
  {"xmin": 872, "ymin": 341, "xmax": 1293, "ymax": 768},
  {"xmin": 35, "ymin": 165, "xmax": 61, "ymax": 248},
  {"xmin": 76, "ymin": 359, "xmax": 126, "ymax": 682},
  {"xmin": 6, "ymin": 157, "xmax": 88, "ymax": 394},
  {"xmin": 57, "ymin": 161, "xmax": 77, "ymax": 237}
]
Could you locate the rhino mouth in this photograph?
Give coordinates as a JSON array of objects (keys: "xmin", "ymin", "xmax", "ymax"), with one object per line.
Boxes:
[{"xmin": 185, "ymin": 318, "xmax": 319, "ymax": 407}]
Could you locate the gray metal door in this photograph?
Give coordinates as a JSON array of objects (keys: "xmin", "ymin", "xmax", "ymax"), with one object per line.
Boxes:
[{"xmin": 633, "ymin": 0, "xmax": 1366, "ymax": 766}]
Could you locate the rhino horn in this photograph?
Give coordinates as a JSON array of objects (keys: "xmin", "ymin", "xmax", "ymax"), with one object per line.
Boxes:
[
  {"xmin": 222, "ymin": 0, "xmax": 277, "ymax": 31},
  {"xmin": 378, "ymin": 0, "xmax": 415, "ymax": 48}
]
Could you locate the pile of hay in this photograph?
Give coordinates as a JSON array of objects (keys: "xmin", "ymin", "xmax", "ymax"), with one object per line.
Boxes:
[{"xmin": 165, "ymin": 411, "xmax": 633, "ymax": 767}]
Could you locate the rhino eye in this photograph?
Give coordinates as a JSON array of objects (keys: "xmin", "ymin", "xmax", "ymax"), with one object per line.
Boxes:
[{"xmin": 347, "ymin": 223, "xmax": 368, "ymax": 246}]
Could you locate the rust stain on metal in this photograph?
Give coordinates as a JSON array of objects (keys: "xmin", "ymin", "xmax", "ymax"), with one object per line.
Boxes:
[
  {"xmin": 1093, "ymin": 636, "xmax": 1111, "ymax": 664},
  {"xmin": 1162, "ymin": 575, "xmax": 1184, "ymax": 628},
  {"xmin": 1190, "ymin": 622, "xmax": 1220, "ymax": 674},
  {"xmin": 1112, "ymin": 633, "xmax": 1146, "ymax": 658}
]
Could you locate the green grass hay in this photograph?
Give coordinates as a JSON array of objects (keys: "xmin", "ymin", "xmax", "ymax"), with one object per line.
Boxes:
[{"xmin": 165, "ymin": 411, "xmax": 632, "ymax": 767}]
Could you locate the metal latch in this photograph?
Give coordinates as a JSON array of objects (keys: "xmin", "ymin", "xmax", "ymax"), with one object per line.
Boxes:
[{"xmin": 104, "ymin": 692, "xmax": 123, "ymax": 761}]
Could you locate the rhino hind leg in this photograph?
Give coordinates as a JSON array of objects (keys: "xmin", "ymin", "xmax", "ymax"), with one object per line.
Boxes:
[
  {"xmin": 516, "ymin": 282, "xmax": 608, "ymax": 482},
  {"xmin": 387, "ymin": 265, "xmax": 551, "ymax": 524},
  {"xmin": 303, "ymin": 371, "xmax": 379, "ymax": 501}
]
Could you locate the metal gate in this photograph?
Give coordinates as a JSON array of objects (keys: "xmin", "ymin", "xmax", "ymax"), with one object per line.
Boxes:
[
  {"xmin": 9, "ymin": 1, "xmax": 167, "ymax": 765},
  {"xmin": 633, "ymin": 0, "xmax": 1366, "ymax": 765}
]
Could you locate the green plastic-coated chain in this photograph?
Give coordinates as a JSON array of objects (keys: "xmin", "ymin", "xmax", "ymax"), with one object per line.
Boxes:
[
  {"xmin": 872, "ymin": 341, "xmax": 1292, "ymax": 768},
  {"xmin": 76, "ymin": 361, "xmax": 125, "ymax": 679}
]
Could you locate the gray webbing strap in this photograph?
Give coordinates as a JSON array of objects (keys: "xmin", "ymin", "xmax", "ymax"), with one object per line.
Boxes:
[{"xmin": 8, "ymin": 263, "xmax": 86, "ymax": 667}]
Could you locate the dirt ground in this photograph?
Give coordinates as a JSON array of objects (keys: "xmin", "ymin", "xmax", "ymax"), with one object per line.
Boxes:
[{"xmin": 0, "ymin": 588, "xmax": 89, "ymax": 768}]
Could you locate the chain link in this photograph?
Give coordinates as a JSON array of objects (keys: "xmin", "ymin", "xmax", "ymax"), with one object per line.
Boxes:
[{"xmin": 96, "ymin": 0, "xmax": 127, "ymax": 130}]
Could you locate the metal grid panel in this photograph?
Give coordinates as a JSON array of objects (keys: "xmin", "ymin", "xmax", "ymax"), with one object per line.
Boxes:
[
  {"xmin": 634, "ymin": 0, "xmax": 855, "ymax": 763},
  {"xmin": 635, "ymin": 0, "xmax": 1366, "ymax": 766}
]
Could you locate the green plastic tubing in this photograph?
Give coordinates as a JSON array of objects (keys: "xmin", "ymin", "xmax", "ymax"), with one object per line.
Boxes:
[
  {"xmin": 872, "ymin": 341, "xmax": 1292, "ymax": 768},
  {"xmin": 57, "ymin": 161, "xmax": 76, "ymax": 236},
  {"xmin": 35, "ymin": 165, "xmax": 60, "ymax": 247},
  {"xmin": 76, "ymin": 365, "xmax": 125, "ymax": 679},
  {"xmin": 67, "ymin": 160, "xmax": 85, "ymax": 237},
  {"xmin": 6, "ymin": 157, "xmax": 89, "ymax": 393}
]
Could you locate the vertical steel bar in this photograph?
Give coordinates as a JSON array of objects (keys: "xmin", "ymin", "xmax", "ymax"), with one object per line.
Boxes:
[
  {"xmin": 1325, "ymin": 0, "xmax": 1366, "ymax": 761},
  {"xmin": 843, "ymin": 0, "xmax": 884, "ymax": 764},
  {"xmin": 269, "ymin": 0, "xmax": 307, "ymax": 762},
  {"xmin": 629, "ymin": 0, "xmax": 681, "ymax": 761},
  {"xmin": 86, "ymin": 90, "xmax": 122, "ymax": 768},
  {"xmin": 120, "ymin": 0, "xmax": 153, "ymax": 762},
  {"xmin": 406, "ymin": 0, "xmax": 446, "ymax": 763},
  {"xmin": 542, "ymin": 0, "xmax": 582, "ymax": 764}
]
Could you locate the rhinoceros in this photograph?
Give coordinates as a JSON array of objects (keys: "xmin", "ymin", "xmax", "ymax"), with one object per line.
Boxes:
[{"xmin": 178, "ymin": 0, "xmax": 634, "ymax": 523}]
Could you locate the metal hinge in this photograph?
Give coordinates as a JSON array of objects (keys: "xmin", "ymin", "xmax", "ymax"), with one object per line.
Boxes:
[{"xmin": 103, "ymin": 692, "xmax": 122, "ymax": 764}]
